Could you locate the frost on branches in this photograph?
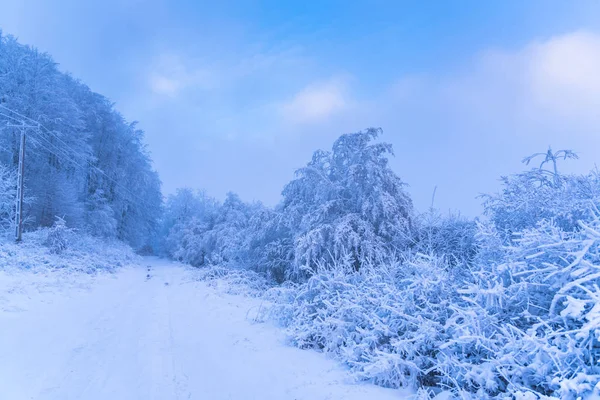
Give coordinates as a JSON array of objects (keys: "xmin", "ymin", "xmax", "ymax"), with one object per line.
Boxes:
[{"xmin": 443, "ymin": 214, "xmax": 600, "ymax": 399}]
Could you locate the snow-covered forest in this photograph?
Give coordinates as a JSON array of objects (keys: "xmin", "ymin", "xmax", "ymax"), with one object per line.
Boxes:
[
  {"xmin": 1, "ymin": 32, "xmax": 600, "ymax": 400},
  {"xmin": 0, "ymin": 32, "xmax": 162, "ymax": 248}
]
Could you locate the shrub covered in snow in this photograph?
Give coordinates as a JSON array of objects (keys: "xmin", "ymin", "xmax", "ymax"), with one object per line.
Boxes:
[
  {"xmin": 265, "ymin": 211, "xmax": 600, "ymax": 398},
  {"xmin": 482, "ymin": 149, "xmax": 599, "ymax": 239},
  {"xmin": 0, "ymin": 227, "xmax": 140, "ymax": 273},
  {"xmin": 439, "ymin": 214, "xmax": 600, "ymax": 399},
  {"xmin": 44, "ymin": 217, "xmax": 72, "ymax": 254},
  {"xmin": 413, "ymin": 208, "xmax": 478, "ymax": 267},
  {"xmin": 265, "ymin": 253, "xmax": 458, "ymax": 390},
  {"xmin": 192, "ymin": 265, "xmax": 273, "ymax": 297}
]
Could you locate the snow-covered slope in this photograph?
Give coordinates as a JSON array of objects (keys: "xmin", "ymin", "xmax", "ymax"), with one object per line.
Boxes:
[{"xmin": 0, "ymin": 257, "xmax": 409, "ymax": 400}]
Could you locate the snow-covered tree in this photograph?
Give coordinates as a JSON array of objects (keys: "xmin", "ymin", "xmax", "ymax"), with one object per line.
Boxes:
[
  {"xmin": 161, "ymin": 189, "xmax": 219, "ymax": 261},
  {"xmin": 243, "ymin": 206, "xmax": 293, "ymax": 283},
  {"xmin": 280, "ymin": 128, "xmax": 414, "ymax": 278}
]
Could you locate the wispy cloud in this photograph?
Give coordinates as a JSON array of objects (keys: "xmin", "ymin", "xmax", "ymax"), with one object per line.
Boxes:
[
  {"xmin": 441, "ymin": 30, "xmax": 600, "ymax": 128},
  {"xmin": 148, "ymin": 54, "xmax": 214, "ymax": 97},
  {"xmin": 147, "ymin": 44, "xmax": 306, "ymax": 99},
  {"xmin": 278, "ymin": 77, "xmax": 349, "ymax": 124}
]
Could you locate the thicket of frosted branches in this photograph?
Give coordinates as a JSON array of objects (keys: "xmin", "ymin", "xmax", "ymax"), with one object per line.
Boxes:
[{"xmin": 162, "ymin": 132, "xmax": 600, "ymax": 399}]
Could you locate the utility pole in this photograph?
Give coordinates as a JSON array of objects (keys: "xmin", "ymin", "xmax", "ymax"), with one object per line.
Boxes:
[
  {"xmin": 7, "ymin": 122, "xmax": 36, "ymax": 242},
  {"xmin": 15, "ymin": 127, "xmax": 25, "ymax": 242}
]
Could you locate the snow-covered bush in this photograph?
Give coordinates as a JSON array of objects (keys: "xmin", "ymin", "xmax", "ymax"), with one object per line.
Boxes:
[
  {"xmin": 44, "ymin": 216, "xmax": 72, "ymax": 254},
  {"xmin": 265, "ymin": 252, "xmax": 459, "ymax": 390},
  {"xmin": 414, "ymin": 209, "xmax": 478, "ymax": 267},
  {"xmin": 436, "ymin": 212, "xmax": 600, "ymax": 399},
  {"xmin": 192, "ymin": 264, "xmax": 273, "ymax": 297},
  {"xmin": 259, "ymin": 150, "xmax": 600, "ymax": 398},
  {"xmin": 265, "ymin": 210, "xmax": 600, "ymax": 398},
  {"xmin": 0, "ymin": 228, "xmax": 139, "ymax": 273}
]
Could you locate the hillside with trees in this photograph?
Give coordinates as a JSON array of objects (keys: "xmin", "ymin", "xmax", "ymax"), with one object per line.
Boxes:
[{"xmin": 0, "ymin": 31, "xmax": 162, "ymax": 248}]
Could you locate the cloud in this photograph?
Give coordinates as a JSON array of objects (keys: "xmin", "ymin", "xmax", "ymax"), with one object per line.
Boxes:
[
  {"xmin": 278, "ymin": 78, "xmax": 349, "ymax": 124},
  {"xmin": 527, "ymin": 31, "xmax": 600, "ymax": 119},
  {"xmin": 148, "ymin": 54, "xmax": 213, "ymax": 97},
  {"xmin": 436, "ymin": 31, "xmax": 600, "ymax": 128},
  {"xmin": 149, "ymin": 75, "xmax": 180, "ymax": 97},
  {"xmin": 146, "ymin": 43, "xmax": 309, "ymax": 100}
]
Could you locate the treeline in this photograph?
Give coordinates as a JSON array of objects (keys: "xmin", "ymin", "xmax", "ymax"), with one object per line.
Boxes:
[
  {"xmin": 0, "ymin": 32, "xmax": 162, "ymax": 248},
  {"xmin": 160, "ymin": 128, "xmax": 464, "ymax": 280},
  {"xmin": 162, "ymin": 130, "xmax": 600, "ymax": 399}
]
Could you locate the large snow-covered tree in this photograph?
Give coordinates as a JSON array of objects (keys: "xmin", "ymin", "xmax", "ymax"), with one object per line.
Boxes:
[{"xmin": 280, "ymin": 128, "xmax": 414, "ymax": 277}]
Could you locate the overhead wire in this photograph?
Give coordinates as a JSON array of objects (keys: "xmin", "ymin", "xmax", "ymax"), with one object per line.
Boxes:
[
  {"xmin": 0, "ymin": 112, "xmax": 88, "ymax": 170},
  {"xmin": 0, "ymin": 105, "xmax": 158, "ymax": 208},
  {"xmin": 0, "ymin": 105, "xmax": 90, "ymax": 166},
  {"xmin": 0, "ymin": 104, "xmax": 79, "ymax": 155}
]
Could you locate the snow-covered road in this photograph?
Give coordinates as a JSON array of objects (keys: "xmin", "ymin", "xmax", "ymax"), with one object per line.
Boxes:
[{"xmin": 0, "ymin": 258, "xmax": 405, "ymax": 400}]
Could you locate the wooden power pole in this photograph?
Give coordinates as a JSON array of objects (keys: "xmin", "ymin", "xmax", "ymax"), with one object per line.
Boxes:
[
  {"xmin": 15, "ymin": 127, "xmax": 25, "ymax": 242},
  {"xmin": 7, "ymin": 122, "xmax": 36, "ymax": 242}
]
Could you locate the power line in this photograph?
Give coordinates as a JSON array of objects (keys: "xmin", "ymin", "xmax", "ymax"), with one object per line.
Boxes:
[
  {"xmin": 0, "ymin": 105, "xmax": 158, "ymax": 209},
  {"xmin": 0, "ymin": 105, "xmax": 87, "ymax": 163},
  {"xmin": 1, "ymin": 112, "xmax": 89, "ymax": 170}
]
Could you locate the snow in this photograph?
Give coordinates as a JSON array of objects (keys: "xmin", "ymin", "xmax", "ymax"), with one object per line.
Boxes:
[{"xmin": 0, "ymin": 257, "xmax": 409, "ymax": 400}]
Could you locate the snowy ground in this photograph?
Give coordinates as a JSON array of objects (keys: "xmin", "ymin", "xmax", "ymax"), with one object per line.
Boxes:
[{"xmin": 0, "ymin": 257, "xmax": 408, "ymax": 400}]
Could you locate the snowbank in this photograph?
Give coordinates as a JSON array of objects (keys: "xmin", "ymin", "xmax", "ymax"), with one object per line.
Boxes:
[{"xmin": 0, "ymin": 228, "xmax": 140, "ymax": 313}]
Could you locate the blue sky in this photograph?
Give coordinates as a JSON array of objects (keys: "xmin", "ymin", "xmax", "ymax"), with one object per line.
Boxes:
[{"xmin": 2, "ymin": 0, "xmax": 600, "ymax": 215}]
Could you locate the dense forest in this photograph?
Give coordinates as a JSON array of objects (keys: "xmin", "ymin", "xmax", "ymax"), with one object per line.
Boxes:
[
  {"xmin": 0, "ymin": 31, "xmax": 162, "ymax": 248},
  {"xmin": 1, "ymin": 33, "xmax": 599, "ymax": 399}
]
